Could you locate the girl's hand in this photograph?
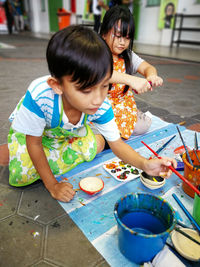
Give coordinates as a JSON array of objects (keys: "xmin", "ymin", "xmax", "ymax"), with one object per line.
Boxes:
[
  {"xmin": 49, "ymin": 182, "xmax": 76, "ymax": 202},
  {"xmin": 147, "ymin": 75, "xmax": 163, "ymax": 87},
  {"xmin": 143, "ymin": 157, "xmax": 177, "ymax": 178},
  {"xmin": 129, "ymin": 76, "xmax": 151, "ymax": 94}
]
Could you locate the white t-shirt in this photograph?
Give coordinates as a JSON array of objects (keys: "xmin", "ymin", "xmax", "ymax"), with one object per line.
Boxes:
[
  {"xmin": 131, "ymin": 51, "xmax": 144, "ymax": 74},
  {"xmin": 93, "ymin": 0, "xmax": 101, "ymax": 15},
  {"xmin": 9, "ymin": 75, "xmax": 120, "ymax": 142}
]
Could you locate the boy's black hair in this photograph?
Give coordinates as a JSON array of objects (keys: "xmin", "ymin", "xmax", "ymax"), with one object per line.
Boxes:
[
  {"xmin": 100, "ymin": 6, "xmax": 135, "ymax": 94},
  {"xmin": 46, "ymin": 25, "xmax": 113, "ymax": 90}
]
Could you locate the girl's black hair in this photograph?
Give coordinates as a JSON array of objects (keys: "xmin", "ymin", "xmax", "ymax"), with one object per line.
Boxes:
[
  {"xmin": 46, "ymin": 25, "xmax": 113, "ymax": 90},
  {"xmin": 100, "ymin": 6, "xmax": 135, "ymax": 94}
]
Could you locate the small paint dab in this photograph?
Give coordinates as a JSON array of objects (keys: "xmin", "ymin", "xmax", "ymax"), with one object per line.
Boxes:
[
  {"xmin": 95, "ymin": 173, "xmax": 102, "ymax": 176},
  {"xmin": 9, "ymin": 221, "xmax": 13, "ymax": 226},
  {"xmin": 132, "ymin": 169, "xmax": 139, "ymax": 175},
  {"xmin": 74, "ymin": 188, "xmax": 81, "ymax": 192},
  {"xmin": 31, "ymin": 231, "xmax": 40, "ymax": 238},
  {"xmin": 106, "ymin": 163, "xmax": 117, "ymax": 169},
  {"xmin": 52, "ymin": 221, "xmax": 60, "ymax": 228},
  {"xmin": 79, "ymin": 201, "xmax": 86, "ymax": 206},
  {"xmin": 181, "ymin": 195, "xmax": 184, "ymax": 198},
  {"xmin": 93, "ymin": 220, "xmax": 101, "ymax": 224},
  {"xmin": 117, "ymin": 172, "xmax": 127, "ymax": 180}
]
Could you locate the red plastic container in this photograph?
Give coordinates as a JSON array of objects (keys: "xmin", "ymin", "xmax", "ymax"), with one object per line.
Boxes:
[{"xmin": 182, "ymin": 150, "xmax": 200, "ymax": 198}]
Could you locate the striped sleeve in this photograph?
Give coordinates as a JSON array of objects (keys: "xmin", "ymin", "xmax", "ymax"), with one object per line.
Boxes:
[{"xmin": 11, "ymin": 76, "xmax": 57, "ymax": 136}]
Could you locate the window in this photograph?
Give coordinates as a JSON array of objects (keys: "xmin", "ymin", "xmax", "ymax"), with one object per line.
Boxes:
[
  {"xmin": 146, "ymin": 0, "xmax": 161, "ymax": 7},
  {"xmin": 41, "ymin": 0, "xmax": 46, "ymax": 12}
]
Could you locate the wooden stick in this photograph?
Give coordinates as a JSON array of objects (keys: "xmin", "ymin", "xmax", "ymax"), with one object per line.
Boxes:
[{"xmin": 175, "ymin": 227, "xmax": 200, "ymax": 246}]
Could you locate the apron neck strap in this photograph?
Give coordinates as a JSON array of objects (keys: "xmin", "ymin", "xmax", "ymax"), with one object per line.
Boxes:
[
  {"xmin": 59, "ymin": 96, "xmax": 88, "ymax": 126},
  {"xmin": 59, "ymin": 98, "xmax": 64, "ymax": 126}
]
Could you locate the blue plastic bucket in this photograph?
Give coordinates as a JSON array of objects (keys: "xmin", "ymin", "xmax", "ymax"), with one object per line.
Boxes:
[{"xmin": 114, "ymin": 193, "xmax": 176, "ymax": 264}]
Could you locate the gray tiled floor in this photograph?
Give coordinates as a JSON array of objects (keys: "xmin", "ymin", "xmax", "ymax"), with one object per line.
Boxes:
[{"xmin": 0, "ymin": 32, "xmax": 200, "ymax": 266}]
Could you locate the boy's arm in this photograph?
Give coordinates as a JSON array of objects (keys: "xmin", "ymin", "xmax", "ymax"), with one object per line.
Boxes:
[
  {"xmin": 137, "ymin": 61, "xmax": 163, "ymax": 87},
  {"xmin": 109, "ymin": 70, "xmax": 151, "ymax": 94},
  {"xmin": 26, "ymin": 135, "xmax": 75, "ymax": 202},
  {"xmin": 107, "ymin": 138, "xmax": 177, "ymax": 178}
]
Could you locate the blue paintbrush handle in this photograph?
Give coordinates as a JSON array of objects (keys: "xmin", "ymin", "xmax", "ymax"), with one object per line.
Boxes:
[
  {"xmin": 172, "ymin": 193, "xmax": 200, "ymax": 235},
  {"xmin": 176, "ymin": 126, "xmax": 193, "ymax": 166},
  {"xmin": 195, "ymin": 132, "xmax": 198, "ymax": 150},
  {"xmin": 156, "ymin": 135, "xmax": 176, "ymax": 155}
]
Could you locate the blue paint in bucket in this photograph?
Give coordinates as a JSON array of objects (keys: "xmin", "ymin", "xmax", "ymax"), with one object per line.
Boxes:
[{"xmin": 114, "ymin": 193, "xmax": 176, "ymax": 264}]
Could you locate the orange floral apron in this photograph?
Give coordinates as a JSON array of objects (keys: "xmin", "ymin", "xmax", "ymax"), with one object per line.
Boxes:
[{"xmin": 108, "ymin": 57, "xmax": 137, "ymax": 139}]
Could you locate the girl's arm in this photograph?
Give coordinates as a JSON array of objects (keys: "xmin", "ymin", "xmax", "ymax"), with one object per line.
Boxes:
[
  {"xmin": 109, "ymin": 70, "xmax": 151, "ymax": 94},
  {"xmin": 26, "ymin": 135, "xmax": 75, "ymax": 202},
  {"xmin": 108, "ymin": 138, "xmax": 177, "ymax": 178},
  {"xmin": 137, "ymin": 61, "xmax": 163, "ymax": 87}
]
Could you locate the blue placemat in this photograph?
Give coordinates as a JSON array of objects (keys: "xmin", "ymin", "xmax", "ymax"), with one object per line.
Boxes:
[{"xmin": 56, "ymin": 115, "xmax": 197, "ymax": 266}]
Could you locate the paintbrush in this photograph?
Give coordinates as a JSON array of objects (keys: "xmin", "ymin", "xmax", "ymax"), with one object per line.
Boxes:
[
  {"xmin": 155, "ymin": 135, "xmax": 176, "ymax": 156},
  {"xmin": 141, "ymin": 141, "xmax": 200, "ymax": 196},
  {"xmin": 175, "ymin": 227, "xmax": 200, "ymax": 246},
  {"xmin": 177, "ymin": 220, "xmax": 192, "ymax": 229},
  {"xmin": 195, "ymin": 132, "xmax": 198, "ymax": 150},
  {"xmin": 172, "ymin": 193, "xmax": 200, "ymax": 235},
  {"xmin": 193, "ymin": 149, "xmax": 200, "ymax": 165},
  {"xmin": 176, "ymin": 126, "xmax": 193, "ymax": 166},
  {"xmin": 149, "ymin": 135, "xmax": 176, "ymax": 159}
]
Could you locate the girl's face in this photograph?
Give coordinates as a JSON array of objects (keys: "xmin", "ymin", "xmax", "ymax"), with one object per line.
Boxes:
[
  {"xmin": 103, "ymin": 20, "xmax": 130, "ymax": 56},
  {"xmin": 166, "ymin": 5, "xmax": 174, "ymax": 16},
  {"xmin": 60, "ymin": 72, "xmax": 111, "ymax": 115}
]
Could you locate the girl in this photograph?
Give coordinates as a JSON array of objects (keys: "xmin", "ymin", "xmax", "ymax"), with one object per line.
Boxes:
[
  {"xmin": 100, "ymin": 6, "xmax": 163, "ymax": 139},
  {"xmin": 1, "ymin": 25, "xmax": 175, "ymax": 202}
]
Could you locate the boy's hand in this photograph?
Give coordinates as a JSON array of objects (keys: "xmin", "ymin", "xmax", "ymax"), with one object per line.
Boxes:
[
  {"xmin": 143, "ymin": 157, "xmax": 177, "ymax": 178},
  {"xmin": 49, "ymin": 182, "xmax": 76, "ymax": 202},
  {"xmin": 147, "ymin": 75, "xmax": 163, "ymax": 87}
]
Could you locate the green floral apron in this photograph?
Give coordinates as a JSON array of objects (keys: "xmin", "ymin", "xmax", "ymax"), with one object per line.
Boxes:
[{"xmin": 8, "ymin": 101, "xmax": 97, "ymax": 187}]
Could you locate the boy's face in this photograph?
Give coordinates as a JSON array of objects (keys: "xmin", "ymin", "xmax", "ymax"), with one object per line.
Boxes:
[{"xmin": 60, "ymin": 72, "xmax": 111, "ymax": 115}]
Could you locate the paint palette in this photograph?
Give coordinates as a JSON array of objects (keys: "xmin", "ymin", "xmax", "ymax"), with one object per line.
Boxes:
[{"xmin": 103, "ymin": 158, "xmax": 140, "ymax": 182}]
